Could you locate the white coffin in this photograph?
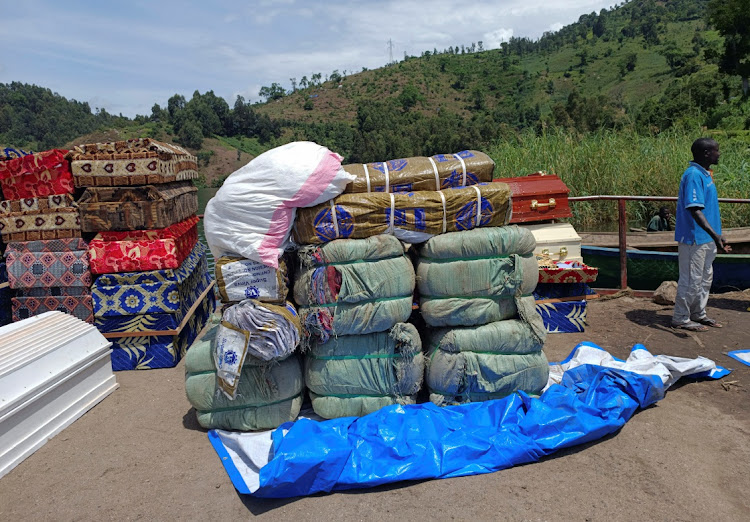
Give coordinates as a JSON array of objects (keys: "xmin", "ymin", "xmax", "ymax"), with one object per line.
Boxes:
[
  {"xmin": 519, "ymin": 222, "xmax": 583, "ymax": 262},
  {"xmin": 0, "ymin": 311, "xmax": 118, "ymax": 479}
]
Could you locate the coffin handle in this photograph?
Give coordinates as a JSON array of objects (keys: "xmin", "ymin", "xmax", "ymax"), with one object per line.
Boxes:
[
  {"xmin": 531, "ymin": 198, "xmax": 557, "ymax": 210},
  {"xmin": 541, "ymin": 247, "xmax": 568, "ymax": 259}
]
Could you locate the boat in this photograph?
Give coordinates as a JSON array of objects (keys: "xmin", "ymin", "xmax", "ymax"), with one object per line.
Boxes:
[
  {"xmin": 579, "ymin": 227, "xmax": 750, "ymax": 254},
  {"xmin": 581, "ymin": 227, "xmax": 750, "ymax": 291}
]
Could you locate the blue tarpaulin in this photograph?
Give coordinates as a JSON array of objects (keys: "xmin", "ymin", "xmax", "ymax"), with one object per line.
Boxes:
[{"xmin": 208, "ymin": 342, "xmax": 728, "ymax": 498}]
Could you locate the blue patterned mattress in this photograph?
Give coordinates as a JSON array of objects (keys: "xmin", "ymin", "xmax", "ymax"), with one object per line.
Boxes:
[
  {"xmin": 535, "ymin": 300, "xmax": 588, "ymax": 333},
  {"xmin": 110, "ymin": 289, "xmax": 216, "ymax": 371},
  {"xmin": 95, "ymin": 254, "xmax": 212, "ymax": 334},
  {"xmin": 92, "ymin": 242, "xmax": 208, "ymax": 317}
]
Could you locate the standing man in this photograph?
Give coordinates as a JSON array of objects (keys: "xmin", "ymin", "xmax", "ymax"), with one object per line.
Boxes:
[{"xmin": 672, "ymin": 137, "xmax": 730, "ymax": 332}]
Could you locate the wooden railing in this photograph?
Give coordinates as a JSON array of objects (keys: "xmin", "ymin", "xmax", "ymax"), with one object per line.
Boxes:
[{"xmin": 569, "ymin": 195, "xmax": 750, "ymax": 289}]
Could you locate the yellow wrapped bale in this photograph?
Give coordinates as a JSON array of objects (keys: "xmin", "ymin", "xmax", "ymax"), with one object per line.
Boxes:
[
  {"xmin": 293, "ymin": 183, "xmax": 512, "ymax": 245},
  {"xmin": 342, "ymin": 150, "xmax": 495, "ymax": 193}
]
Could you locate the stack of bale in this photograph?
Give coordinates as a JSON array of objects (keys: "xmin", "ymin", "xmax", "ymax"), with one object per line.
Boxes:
[
  {"xmin": 187, "ymin": 215, "xmax": 299, "ymax": 430},
  {"xmin": 415, "ymin": 226, "xmax": 549, "ymax": 405},
  {"xmin": 293, "ymin": 150, "xmax": 513, "ymax": 418},
  {"xmin": 191, "ymin": 142, "xmax": 357, "ymax": 430},
  {"xmin": 293, "ymin": 234, "xmax": 422, "ymax": 418},
  {"xmin": 66, "ymin": 139, "xmax": 215, "ymax": 370},
  {"xmin": 0, "ymin": 149, "xmax": 94, "ymax": 322},
  {"xmin": 184, "ymin": 299, "xmax": 305, "ymax": 430}
]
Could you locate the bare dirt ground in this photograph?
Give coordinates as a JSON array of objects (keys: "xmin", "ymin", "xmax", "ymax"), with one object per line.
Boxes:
[{"xmin": 2, "ymin": 292, "xmax": 749, "ymax": 521}]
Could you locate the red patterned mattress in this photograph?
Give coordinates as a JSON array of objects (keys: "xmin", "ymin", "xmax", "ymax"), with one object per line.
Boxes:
[
  {"xmin": 0, "ymin": 149, "xmax": 74, "ymax": 199},
  {"xmin": 87, "ymin": 215, "xmax": 199, "ymax": 274},
  {"xmin": 538, "ymin": 260, "xmax": 599, "ymax": 284}
]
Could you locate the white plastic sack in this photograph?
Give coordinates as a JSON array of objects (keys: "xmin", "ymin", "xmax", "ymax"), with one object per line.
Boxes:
[{"xmin": 204, "ymin": 142, "xmax": 355, "ymax": 269}]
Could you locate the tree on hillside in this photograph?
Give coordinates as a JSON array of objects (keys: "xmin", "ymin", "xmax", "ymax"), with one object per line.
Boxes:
[
  {"xmin": 178, "ymin": 118, "xmax": 203, "ymax": 149},
  {"xmin": 167, "ymin": 94, "xmax": 186, "ymax": 121},
  {"xmin": 593, "ymin": 13, "xmax": 607, "ymax": 38},
  {"xmin": 258, "ymin": 83, "xmax": 286, "ymax": 101},
  {"xmin": 707, "ymin": 0, "xmax": 750, "ymax": 96},
  {"xmin": 150, "ymin": 103, "xmax": 168, "ymax": 122}
]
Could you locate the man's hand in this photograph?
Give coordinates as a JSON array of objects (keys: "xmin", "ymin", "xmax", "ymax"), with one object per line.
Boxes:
[{"xmin": 718, "ymin": 236, "xmax": 732, "ymax": 253}]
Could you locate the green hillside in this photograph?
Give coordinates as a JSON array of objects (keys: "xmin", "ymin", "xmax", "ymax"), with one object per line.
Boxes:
[{"xmin": 2, "ymin": 0, "xmax": 748, "ymax": 193}]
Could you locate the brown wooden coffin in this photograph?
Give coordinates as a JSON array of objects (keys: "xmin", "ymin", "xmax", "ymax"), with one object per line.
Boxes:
[
  {"xmin": 493, "ymin": 172, "xmax": 572, "ymax": 223},
  {"xmin": 77, "ymin": 181, "xmax": 198, "ymax": 232}
]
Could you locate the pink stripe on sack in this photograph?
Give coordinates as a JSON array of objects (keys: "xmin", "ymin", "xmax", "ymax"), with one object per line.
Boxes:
[{"xmin": 257, "ymin": 151, "xmax": 343, "ymax": 267}]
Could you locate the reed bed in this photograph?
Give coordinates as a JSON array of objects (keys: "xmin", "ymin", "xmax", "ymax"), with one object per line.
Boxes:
[{"xmin": 488, "ymin": 128, "xmax": 750, "ymax": 230}]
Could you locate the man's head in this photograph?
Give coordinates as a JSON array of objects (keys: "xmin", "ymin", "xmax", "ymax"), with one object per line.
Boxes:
[
  {"xmin": 658, "ymin": 206, "xmax": 670, "ymax": 220},
  {"xmin": 691, "ymin": 138, "xmax": 720, "ymax": 168}
]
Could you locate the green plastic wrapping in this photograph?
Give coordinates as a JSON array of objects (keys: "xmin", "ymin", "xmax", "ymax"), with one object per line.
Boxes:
[
  {"xmin": 294, "ymin": 235, "xmax": 415, "ymax": 346},
  {"xmin": 184, "ymin": 324, "xmax": 304, "ymax": 431},
  {"xmin": 415, "ymin": 226, "xmax": 539, "ymax": 327},
  {"xmin": 425, "ymin": 319, "xmax": 549, "ymax": 406},
  {"xmin": 305, "ymin": 323, "xmax": 425, "ymax": 419}
]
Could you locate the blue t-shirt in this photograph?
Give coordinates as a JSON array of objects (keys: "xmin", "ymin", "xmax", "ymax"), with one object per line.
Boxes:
[{"xmin": 674, "ymin": 162, "xmax": 721, "ymax": 245}]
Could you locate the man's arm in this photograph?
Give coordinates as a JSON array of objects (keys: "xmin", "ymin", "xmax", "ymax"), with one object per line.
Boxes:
[{"xmin": 688, "ymin": 207, "xmax": 731, "ymax": 252}]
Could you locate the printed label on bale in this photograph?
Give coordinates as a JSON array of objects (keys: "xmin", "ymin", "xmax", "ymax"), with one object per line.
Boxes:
[{"xmin": 218, "ymin": 259, "xmax": 280, "ymax": 302}]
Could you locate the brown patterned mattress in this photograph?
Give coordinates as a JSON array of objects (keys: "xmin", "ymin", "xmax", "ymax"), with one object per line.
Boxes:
[
  {"xmin": 77, "ymin": 181, "xmax": 198, "ymax": 232},
  {"xmin": 66, "ymin": 138, "xmax": 199, "ymax": 187},
  {"xmin": 0, "ymin": 194, "xmax": 81, "ymax": 241}
]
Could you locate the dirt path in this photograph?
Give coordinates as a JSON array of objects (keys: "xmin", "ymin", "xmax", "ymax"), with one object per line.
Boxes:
[{"xmin": 1, "ymin": 293, "xmax": 748, "ymax": 521}]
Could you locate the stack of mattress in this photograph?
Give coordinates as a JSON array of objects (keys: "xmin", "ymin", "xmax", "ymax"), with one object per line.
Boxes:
[
  {"xmin": 415, "ymin": 226, "xmax": 549, "ymax": 406},
  {"xmin": 67, "ymin": 139, "xmax": 213, "ymax": 370},
  {"xmin": 5, "ymin": 239, "xmax": 93, "ymax": 323},
  {"xmin": 0, "ymin": 151, "xmax": 92, "ymax": 323}
]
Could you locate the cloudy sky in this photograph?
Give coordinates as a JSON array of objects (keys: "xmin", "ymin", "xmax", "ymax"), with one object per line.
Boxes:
[{"xmin": 1, "ymin": 0, "xmax": 617, "ymax": 118}]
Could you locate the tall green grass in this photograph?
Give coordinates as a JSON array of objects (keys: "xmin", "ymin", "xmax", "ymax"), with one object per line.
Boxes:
[{"xmin": 487, "ymin": 128, "xmax": 750, "ymax": 230}]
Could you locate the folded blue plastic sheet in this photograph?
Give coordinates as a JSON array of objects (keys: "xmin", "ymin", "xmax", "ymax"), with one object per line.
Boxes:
[
  {"xmin": 208, "ymin": 343, "xmax": 728, "ymax": 498},
  {"xmin": 727, "ymin": 350, "xmax": 750, "ymax": 367}
]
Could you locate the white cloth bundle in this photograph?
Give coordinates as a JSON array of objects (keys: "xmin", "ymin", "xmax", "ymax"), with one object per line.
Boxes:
[
  {"xmin": 203, "ymin": 141, "xmax": 355, "ymax": 268},
  {"xmin": 214, "ymin": 300, "xmax": 301, "ymax": 399}
]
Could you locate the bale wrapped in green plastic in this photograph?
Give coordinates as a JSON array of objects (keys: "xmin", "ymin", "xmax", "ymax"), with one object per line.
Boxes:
[
  {"xmin": 425, "ymin": 318, "xmax": 548, "ymax": 406},
  {"xmin": 293, "ymin": 183, "xmax": 511, "ymax": 245},
  {"xmin": 342, "ymin": 150, "xmax": 495, "ymax": 193},
  {"xmin": 415, "ymin": 226, "xmax": 539, "ymax": 327},
  {"xmin": 294, "ymin": 235, "xmax": 415, "ymax": 347},
  {"xmin": 184, "ymin": 324, "xmax": 304, "ymax": 431},
  {"xmin": 305, "ymin": 323, "xmax": 425, "ymax": 419}
]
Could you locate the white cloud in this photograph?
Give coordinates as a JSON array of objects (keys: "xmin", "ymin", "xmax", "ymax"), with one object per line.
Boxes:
[
  {"xmin": 549, "ymin": 22, "xmax": 564, "ymax": 32},
  {"xmin": 484, "ymin": 28, "xmax": 514, "ymax": 49},
  {"xmin": 0, "ymin": 0, "xmax": 619, "ymax": 117}
]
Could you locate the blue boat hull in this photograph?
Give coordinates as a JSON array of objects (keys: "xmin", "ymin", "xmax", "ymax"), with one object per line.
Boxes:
[{"xmin": 581, "ymin": 245, "xmax": 750, "ymax": 292}]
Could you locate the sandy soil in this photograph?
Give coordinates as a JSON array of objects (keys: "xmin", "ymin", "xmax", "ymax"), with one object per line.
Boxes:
[{"xmin": 1, "ymin": 293, "xmax": 749, "ymax": 521}]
